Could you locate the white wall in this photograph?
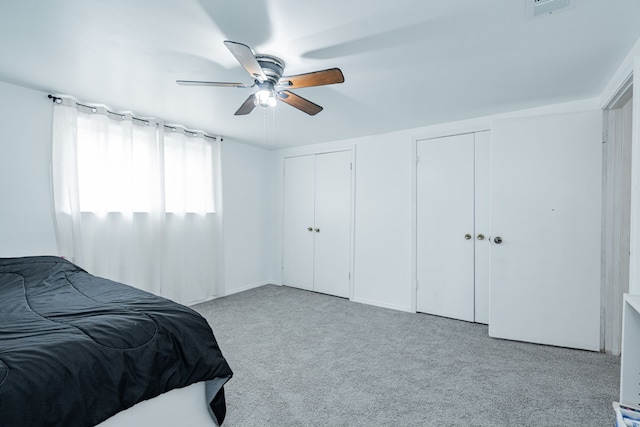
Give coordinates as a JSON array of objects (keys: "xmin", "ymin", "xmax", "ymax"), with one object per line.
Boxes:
[
  {"xmin": 3, "ymin": 31, "xmax": 638, "ymax": 308},
  {"xmin": 220, "ymin": 140, "xmax": 276, "ymax": 295},
  {"xmin": 351, "ymin": 136, "xmax": 414, "ymax": 311},
  {"xmin": 0, "ymin": 79, "xmax": 275, "ymax": 298},
  {"xmin": 273, "ymin": 138, "xmax": 415, "ymax": 312},
  {"xmin": 0, "ymin": 75, "xmax": 596, "ymax": 309},
  {"xmin": 0, "ymin": 80, "xmax": 57, "ymax": 257},
  {"xmin": 272, "ymin": 97, "xmax": 601, "ymax": 313}
]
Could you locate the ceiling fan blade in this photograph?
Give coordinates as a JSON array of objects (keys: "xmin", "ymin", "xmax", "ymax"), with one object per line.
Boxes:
[
  {"xmin": 224, "ymin": 40, "xmax": 267, "ymax": 82},
  {"xmin": 279, "ymin": 68, "xmax": 344, "ymax": 89},
  {"xmin": 176, "ymin": 80, "xmax": 252, "ymax": 88},
  {"xmin": 234, "ymin": 94, "xmax": 257, "ymax": 115},
  {"xmin": 277, "ymin": 91, "xmax": 323, "ymax": 115}
]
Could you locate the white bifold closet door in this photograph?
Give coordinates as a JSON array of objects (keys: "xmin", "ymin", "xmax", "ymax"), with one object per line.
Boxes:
[
  {"xmin": 313, "ymin": 152, "xmax": 352, "ymax": 297},
  {"xmin": 283, "ymin": 151, "xmax": 352, "ymax": 298},
  {"xmin": 283, "ymin": 155, "xmax": 315, "ymax": 291},
  {"xmin": 416, "ymin": 132, "xmax": 490, "ymax": 323},
  {"xmin": 489, "ymin": 111, "xmax": 602, "ymax": 351}
]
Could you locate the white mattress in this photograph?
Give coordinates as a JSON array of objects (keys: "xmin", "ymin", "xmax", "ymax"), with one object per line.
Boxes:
[{"xmin": 97, "ymin": 382, "xmax": 218, "ymax": 427}]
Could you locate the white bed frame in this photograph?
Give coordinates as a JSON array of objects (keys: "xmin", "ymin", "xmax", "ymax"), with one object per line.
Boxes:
[{"xmin": 97, "ymin": 382, "xmax": 218, "ymax": 427}]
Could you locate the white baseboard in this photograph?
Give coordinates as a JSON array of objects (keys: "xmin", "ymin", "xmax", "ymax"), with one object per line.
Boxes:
[
  {"xmin": 351, "ymin": 297, "xmax": 415, "ymax": 313},
  {"xmin": 223, "ymin": 280, "xmax": 276, "ymax": 297}
]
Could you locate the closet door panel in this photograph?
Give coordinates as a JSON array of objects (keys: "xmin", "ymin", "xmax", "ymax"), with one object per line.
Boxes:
[
  {"xmin": 489, "ymin": 111, "xmax": 602, "ymax": 350},
  {"xmin": 313, "ymin": 151, "xmax": 352, "ymax": 298},
  {"xmin": 416, "ymin": 134, "xmax": 475, "ymax": 321},
  {"xmin": 283, "ymin": 155, "xmax": 315, "ymax": 291},
  {"xmin": 474, "ymin": 131, "xmax": 491, "ymax": 324}
]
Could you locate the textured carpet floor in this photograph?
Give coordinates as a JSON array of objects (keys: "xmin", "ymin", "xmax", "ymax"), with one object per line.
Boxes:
[{"xmin": 193, "ymin": 285, "xmax": 620, "ymax": 426}]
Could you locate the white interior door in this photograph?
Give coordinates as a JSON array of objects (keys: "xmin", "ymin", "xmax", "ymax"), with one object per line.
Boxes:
[
  {"xmin": 313, "ymin": 151, "xmax": 352, "ymax": 298},
  {"xmin": 283, "ymin": 155, "xmax": 315, "ymax": 291},
  {"xmin": 489, "ymin": 111, "xmax": 602, "ymax": 351},
  {"xmin": 417, "ymin": 134, "xmax": 475, "ymax": 322},
  {"xmin": 474, "ymin": 131, "xmax": 491, "ymax": 324}
]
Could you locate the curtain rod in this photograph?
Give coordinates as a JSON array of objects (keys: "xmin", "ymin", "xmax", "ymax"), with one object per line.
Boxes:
[{"xmin": 48, "ymin": 94, "xmax": 222, "ymax": 141}]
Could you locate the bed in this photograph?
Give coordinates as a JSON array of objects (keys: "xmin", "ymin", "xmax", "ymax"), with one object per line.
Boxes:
[{"xmin": 0, "ymin": 256, "xmax": 233, "ymax": 427}]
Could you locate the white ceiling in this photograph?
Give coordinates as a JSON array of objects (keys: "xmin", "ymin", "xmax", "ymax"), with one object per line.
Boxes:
[{"xmin": 0, "ymin": 0, "xmax": 638, "ymax": 149}]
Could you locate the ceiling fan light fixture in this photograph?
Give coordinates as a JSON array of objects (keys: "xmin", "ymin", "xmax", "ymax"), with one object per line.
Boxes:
[
  {"xmin": 177, "ymin": 41, "xmax": 344, "ymax": 116},
  {"xmin": 254, "ymin": 89, "xmax": 277, "ymax": 108}
]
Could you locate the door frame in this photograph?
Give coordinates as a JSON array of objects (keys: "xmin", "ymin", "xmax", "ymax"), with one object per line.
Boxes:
[{"xmin": 602, "ymin": 73, "xmax": 634, "ymax": 355}]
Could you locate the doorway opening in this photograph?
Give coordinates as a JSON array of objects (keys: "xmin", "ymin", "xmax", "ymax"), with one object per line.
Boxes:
[{"xmin": 602, "ymin": 74, "xmax": 633, "ymax": 355}]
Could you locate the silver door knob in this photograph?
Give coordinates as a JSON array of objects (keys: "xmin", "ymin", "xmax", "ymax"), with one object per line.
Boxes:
[
  {"xmin": 315, "ymin": 228, "xmax": 320, "ymax": 233},
  {"xmin": 464, "ymin": 233, "xmax": 472, "ymax": 240},
  {"xmin": 307, "ymin": 227, "xmax": 313, "ymax": 232},
  {"xmin": 477, "ymin": 234, "xmax": 485, "ymax": 241},
  {"xmin": 494, "ymin": 236, "xmax": 503, "ymax": 244}
]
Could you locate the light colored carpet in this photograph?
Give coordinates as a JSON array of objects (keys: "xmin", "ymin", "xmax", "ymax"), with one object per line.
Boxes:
[{"xmin": 194, "ymin": 285, "xmax": 619, "ymax": 426}]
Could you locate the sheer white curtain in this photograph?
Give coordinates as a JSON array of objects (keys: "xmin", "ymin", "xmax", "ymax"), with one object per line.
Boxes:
[{"xmin": 51, "ymin": 102, "xmax": 223, "ymax": 305}]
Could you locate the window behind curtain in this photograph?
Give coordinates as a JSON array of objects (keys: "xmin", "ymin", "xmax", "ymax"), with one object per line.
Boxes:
[
  {"xmin": 164, "ymin": 130, "xmax": 216, "ymax": 214},
  {"xmin": 76, "ymin": 114, "xmax": 216, "ymax": 214},
  {"xmin": 52, "ymin": 102, "xmax": 223, "ymax": 305}
]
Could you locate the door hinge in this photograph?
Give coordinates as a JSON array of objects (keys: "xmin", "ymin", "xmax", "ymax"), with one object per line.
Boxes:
[
  {"xmin": 416, "ymin": 155, "xmax": 420, "ymax": 165},
  {"xmin": 350, "ymin": 162, "xmax": 353, "ymax": 170},
  {"xmin": 349, "ymin": 272, "xmax": 351, "ymax": 280}
]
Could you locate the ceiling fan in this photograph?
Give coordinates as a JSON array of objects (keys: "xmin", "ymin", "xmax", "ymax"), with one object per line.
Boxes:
[{"xmin": 177, "ymin": 41, "xmax": 344, "ymax": 116}]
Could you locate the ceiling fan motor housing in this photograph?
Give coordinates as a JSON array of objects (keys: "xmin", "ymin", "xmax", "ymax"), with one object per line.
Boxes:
[{"xmin": 255, "ymin": 55, "xmax": 285, "ymax": 84}]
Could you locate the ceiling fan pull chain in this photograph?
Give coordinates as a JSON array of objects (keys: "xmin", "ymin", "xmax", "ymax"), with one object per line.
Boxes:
[
  {"xmin": 272, "ymin": 104, "xmax": 276, "ymax": 146},
  {"xmin": 262, "ymin": 107, "xmax": 266, "ymax": 145}
]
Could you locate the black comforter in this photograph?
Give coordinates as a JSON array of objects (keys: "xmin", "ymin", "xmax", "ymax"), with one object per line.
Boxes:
[{"xmin": 0, "ymin": 256, "xmax": 232, "ymax": 427}]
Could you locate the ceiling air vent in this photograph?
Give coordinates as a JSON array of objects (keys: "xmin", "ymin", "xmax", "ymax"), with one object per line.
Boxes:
[{"xmin": 526, "ymin": 0, "xmax": 572, "ymax": 19}]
